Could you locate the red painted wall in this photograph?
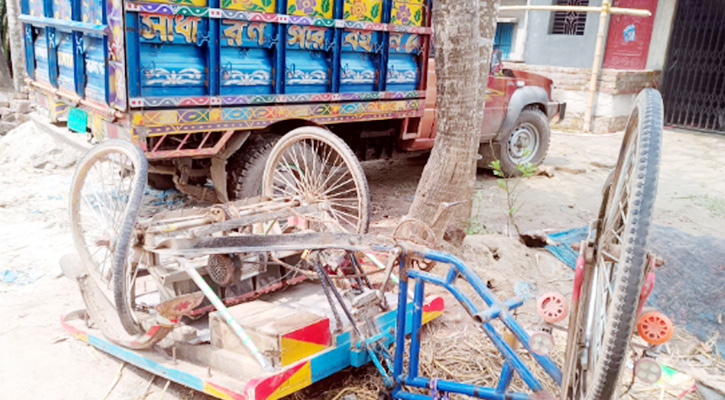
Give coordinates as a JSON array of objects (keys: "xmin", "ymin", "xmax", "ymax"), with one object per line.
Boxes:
[{"xmin": 603, "ymin": 0, "xmax": 658, "ymax": 70}]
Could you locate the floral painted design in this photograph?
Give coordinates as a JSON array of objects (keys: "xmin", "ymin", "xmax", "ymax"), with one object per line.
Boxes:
[
  {"xmin": 350, "ymin": 0, "xmax": 367, "ymax": 19},
  {"xmin": 344, "ymin": 0, "xmax": 380, "ymax": 22},
  {"xmin": 296, "ymin": 0, "xmax": 317, "ymax": 14},
  {"xmin": 395, "ymin": 5, "xmax": 411, "ymax": 25},
  {"xmin": 222, "ymin": 0, "xmax": 274, "ymax": 12},
  {"xmin": 288, "ymin": 0, "xmax": 330, "ymax": 18}
]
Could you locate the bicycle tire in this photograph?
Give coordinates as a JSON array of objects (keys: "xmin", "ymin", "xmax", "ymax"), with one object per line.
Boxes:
[
  {"xmin": 69, "ymin": 140, "xmax": 148, "ymax": 335},
  {"xmin": 566, "ymin": 89, "xmax": 663, "ymax": 400}
]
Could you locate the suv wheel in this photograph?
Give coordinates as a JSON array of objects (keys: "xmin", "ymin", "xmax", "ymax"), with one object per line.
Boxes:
[{"xmin": 498, "ymin": 107, "xmax": 550, "ymax": 176}]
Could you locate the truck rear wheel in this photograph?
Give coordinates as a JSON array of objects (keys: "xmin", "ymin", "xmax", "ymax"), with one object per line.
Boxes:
[
  {"xmin": 226, "ymin": 135, "xmax": 278, "ymax": 200},
  {"xmin": 497, "ymin": 107, "xmax": 550, "ymax": 176}
]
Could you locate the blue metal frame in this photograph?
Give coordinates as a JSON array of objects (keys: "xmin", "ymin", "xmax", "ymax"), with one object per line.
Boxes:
[{"xmin": 385, "ymin": 249, "xmax": 563, "ymax": 400}]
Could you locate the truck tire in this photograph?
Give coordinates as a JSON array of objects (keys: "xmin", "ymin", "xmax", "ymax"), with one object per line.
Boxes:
[
  {"xmin": 226, "ymin": 135, "xmax": 278, "ymax": 200},
  {"xmin": 147, "ymin": 173, "xmax": 175, "ymax": 191},
  {"xmin": 497, "ymin": 107, "xmax": 550, "ymax": 176}
]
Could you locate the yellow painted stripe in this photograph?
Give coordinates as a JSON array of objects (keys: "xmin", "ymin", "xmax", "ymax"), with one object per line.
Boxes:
[
  {"xmin": 203, "ymin": 382, "xmax": 236, "ymax": 400},
  {"xmin": 422, "ymin": 310, "xmax": 442, "ymax": 325},
  {"xmin": 280, "ymin": 337, "xmax": 327, "ymax": 366},
  {"xmin": 267, "ymin": 362, "xmax": 312, "ymax": 400}
]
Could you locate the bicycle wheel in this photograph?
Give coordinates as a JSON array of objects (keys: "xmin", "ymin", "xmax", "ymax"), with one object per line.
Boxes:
[
  {"xmin": 70, "ymin": 140, "xmax": 148, "ymax": 327},
  {"xmin": 262, "ymin": 126, "xmax": 371, "ymax": 234},
  {"xmin": 564, "ymin": 89, "xmax": 663, "ymax": 399}
]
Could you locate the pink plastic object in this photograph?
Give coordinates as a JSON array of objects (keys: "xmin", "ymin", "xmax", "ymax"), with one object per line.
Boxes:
[
  {"xmin": 537, "ymin": 292, "xmax": 569, "ymax": 324},
  {"xmin": 572, "ymin": 241, "xmax": 586, "ymax": 304},
  {"xmin": 637, "ymin": 258, "xmax": 657, "ymax": 317}
]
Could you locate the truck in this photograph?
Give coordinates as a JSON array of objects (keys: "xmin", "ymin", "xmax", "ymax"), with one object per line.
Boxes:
[{"xmin": 20, "ymin": 0, "xmax": 565, "ymax": 203}]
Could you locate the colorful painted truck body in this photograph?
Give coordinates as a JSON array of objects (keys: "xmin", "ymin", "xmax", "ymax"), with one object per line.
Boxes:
[{"xmin": 20, "ymin": 0, "xmax": 563, "ymax": 196}]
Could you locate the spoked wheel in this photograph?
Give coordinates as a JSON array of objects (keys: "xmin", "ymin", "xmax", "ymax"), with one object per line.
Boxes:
[
  {"xmin": 262, "ymin": 126, "xmax": 370, "ymax": 234},
  {"xmin": 563, "ymin": 89, "xmax": 663, "ymax": 400},
  {"xmin": 70, "ymin": 140, "xmax": 148, "ymax": 334}
]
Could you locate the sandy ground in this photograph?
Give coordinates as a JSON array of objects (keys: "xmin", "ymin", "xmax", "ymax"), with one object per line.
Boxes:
[{"xmin": 0, "ymin": 122, "xmax": 723, "ymax": 399}]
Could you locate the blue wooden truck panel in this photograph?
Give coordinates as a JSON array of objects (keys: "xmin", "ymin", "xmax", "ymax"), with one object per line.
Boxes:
[{"xmin": 20, "ymin": 0, "xmax": 431, "ymax": 112}]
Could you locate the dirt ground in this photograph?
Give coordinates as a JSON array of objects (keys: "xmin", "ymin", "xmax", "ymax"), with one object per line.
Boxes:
[{"xmin": 0, "ymin": 121, "xmax": 723, "ymax": 399}]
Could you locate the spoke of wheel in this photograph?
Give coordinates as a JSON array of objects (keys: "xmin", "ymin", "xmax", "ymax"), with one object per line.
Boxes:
[
  {"xmin": 317, "ymin": 155, "xmax": 348, "ymax": 190},
  {"xmin": 328, "ymin": 206, "xmax": 360, "ymax": 221},
  {"xmin": 272, "ymin": 170, "xmax": 301, "ymax": 197},
  {"xmin": 299, "ymin": 142, "xmax": 314, "ymax": 193},
  {"xmin": 328, "ymin": 201, "xmax": 360, "ymax": 211},
  {"xmin": 289, "ymin": 144, "xmax": 313, "ymax": 194},
  {"xmin": 276, "ymin": 156, "xmax": 305, "ymax": 193},
  {"xmin": 282, "ymin": 149, "xmax": 309, "ymax": 192},
  {"xmin": 328, "ymin": 208, "xmax": 358, "ymax": 231},
  {"xmin": 321, "ymin": 176, "xmax": 355, "ymax": 198}
]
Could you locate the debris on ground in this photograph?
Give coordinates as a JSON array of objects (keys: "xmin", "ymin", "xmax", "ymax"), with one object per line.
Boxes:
[
  {"xmin": 0, "ymin": 268, "xmax": 45, "ymax": 285},
  {"xmin": 554, "ymin": 165, "xmax": 587, "ymax": 174},
  {"xmin": 0, "ymin": 91, "xmax": 35, "ymax": 135},
  {"xmin": 520, "ymin": 229, "xmax": 559, "ymax": 247},
  {"xmin": 0, "ymin": 121, "xmax": 83, "ymax": 170},
  {"xmin": 534, "ymin": 165, "xmax": 555, "ymax": 177},
  {"xmin": 590, "ymin": 160, "xmax": 615, "ymax": 169}
]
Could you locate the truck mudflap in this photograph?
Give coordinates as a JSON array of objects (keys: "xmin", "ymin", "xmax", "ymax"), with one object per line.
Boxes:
[{"xmin": 61, "ymin": 294, "xmax": 444, "ymax": 400}]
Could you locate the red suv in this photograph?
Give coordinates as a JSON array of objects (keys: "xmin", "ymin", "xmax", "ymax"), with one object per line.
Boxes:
[{"xmin": 403, "ymin": 55, "xmax": 566, "ymax": 176}]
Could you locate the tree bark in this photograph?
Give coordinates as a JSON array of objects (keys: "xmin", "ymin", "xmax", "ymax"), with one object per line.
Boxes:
[
  {"xmin": 406, "ymin": 0, "xmax": 499, "ymax": 236},
  {"xmin": 0, "ymin": 45, "xmax": 13, "ymax": 88},
  {"xmin": 6, "ymin": 0, "xmax": 25, "ymax": 91}
]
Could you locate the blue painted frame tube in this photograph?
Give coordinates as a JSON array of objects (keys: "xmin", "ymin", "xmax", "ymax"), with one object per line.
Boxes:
[
  {"xmin": 404, "ymin": 269, "xmax": 544, "ymax": 392},
  {"xmin": 406, "ymin": 270, "xmax": 479, "ymax": 316},
  {"xmin": 403, "ymin": 377, "xmax": 530, "ymax": 400},
  {"xmin": 392, "ymin": 255, "xmax": 408, "ymax": 392},
  {"xmin": 445, "ymin": 266, "xmax": 457, "ymax": 284},
  {"xmin": 394, "ymin": 391, "xmax": 432, "ymax": 400},
  {"xmin": 407, "ymin": 278, "xmax": 425, "ymax": 380},
  {"xmin": 417, "ymin": 249, "xmax": 562, "ymax": 384},
  {"xmin": 497, "ymin": 362, "xmax": 514, "ymax": 394}
]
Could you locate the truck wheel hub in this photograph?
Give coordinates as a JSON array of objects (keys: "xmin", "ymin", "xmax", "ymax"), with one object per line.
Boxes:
[{"xmin": 508, "ymin": 122, "xmax": 539, "ymax": 162}]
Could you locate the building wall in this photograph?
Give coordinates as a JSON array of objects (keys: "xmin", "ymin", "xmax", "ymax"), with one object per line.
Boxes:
[
  {"xmin": 499, "ymin": 0, "xmax": 530, "ymax": 61},
  {"xmin": 646, "ymin": 0, "xmax": 678, "ymax": 70},
  {"xmin": 504, "ymin": 62, "xmax": 660, "ymax": 133},
  {"xmin": 523, "ymin": 0, "xmax": 604, "ymax": 68}
]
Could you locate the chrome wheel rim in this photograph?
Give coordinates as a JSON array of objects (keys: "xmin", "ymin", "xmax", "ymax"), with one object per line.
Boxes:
[{"xmin": 507, "ymin": 122, "xmax": 540, "ymax": 164}]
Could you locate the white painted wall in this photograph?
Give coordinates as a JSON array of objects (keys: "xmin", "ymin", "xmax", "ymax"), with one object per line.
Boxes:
[{"xmin": 646, "ymin": 0, "xmax": 678, "ymax": 70}]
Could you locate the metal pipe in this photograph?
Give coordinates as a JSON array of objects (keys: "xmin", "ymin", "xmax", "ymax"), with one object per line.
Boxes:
[
  {"xmin": 499, "ymin": 4, "xmax": 650, "ymax": 16},
  {"xmin": 497, "ymin": 362, "xmax": 514, "ymax": 394},
  {"xmin": 583, "ymin": 0, "xmax": 612, "ymax": 132},
  {"xmin": 403, "ymin": 376, "xmax": 531, "ymax": 400},
  {"xmin": 25, "ymin": 78, "xmax": 125, "ymax": 120},
  {"xmin": 178, "ymin": 258, "xmax": 273, "ymax": 371},
  {"xmin": 407, "ymin": 279, "xmax": 425, "ymax": 380},
  {"xmin": 498, "ymin": 2, "xmax": 654, "ymax": 133},
  {"xmin": 391, "ymin": 256, "xmax": 409, "ymax": 394}
]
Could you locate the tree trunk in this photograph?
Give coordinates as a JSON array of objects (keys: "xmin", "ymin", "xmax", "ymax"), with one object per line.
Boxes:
[
  {"xmin": 6, "ymin": 0, "xmax": 25, "ymax": 91},
  {"xmin": 0, "ymin": 45, "xmax": 13, "ymax": 89},
  {"xmin": 406, "ymin": 0, "xmax": 499, "ymax": 237}
]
